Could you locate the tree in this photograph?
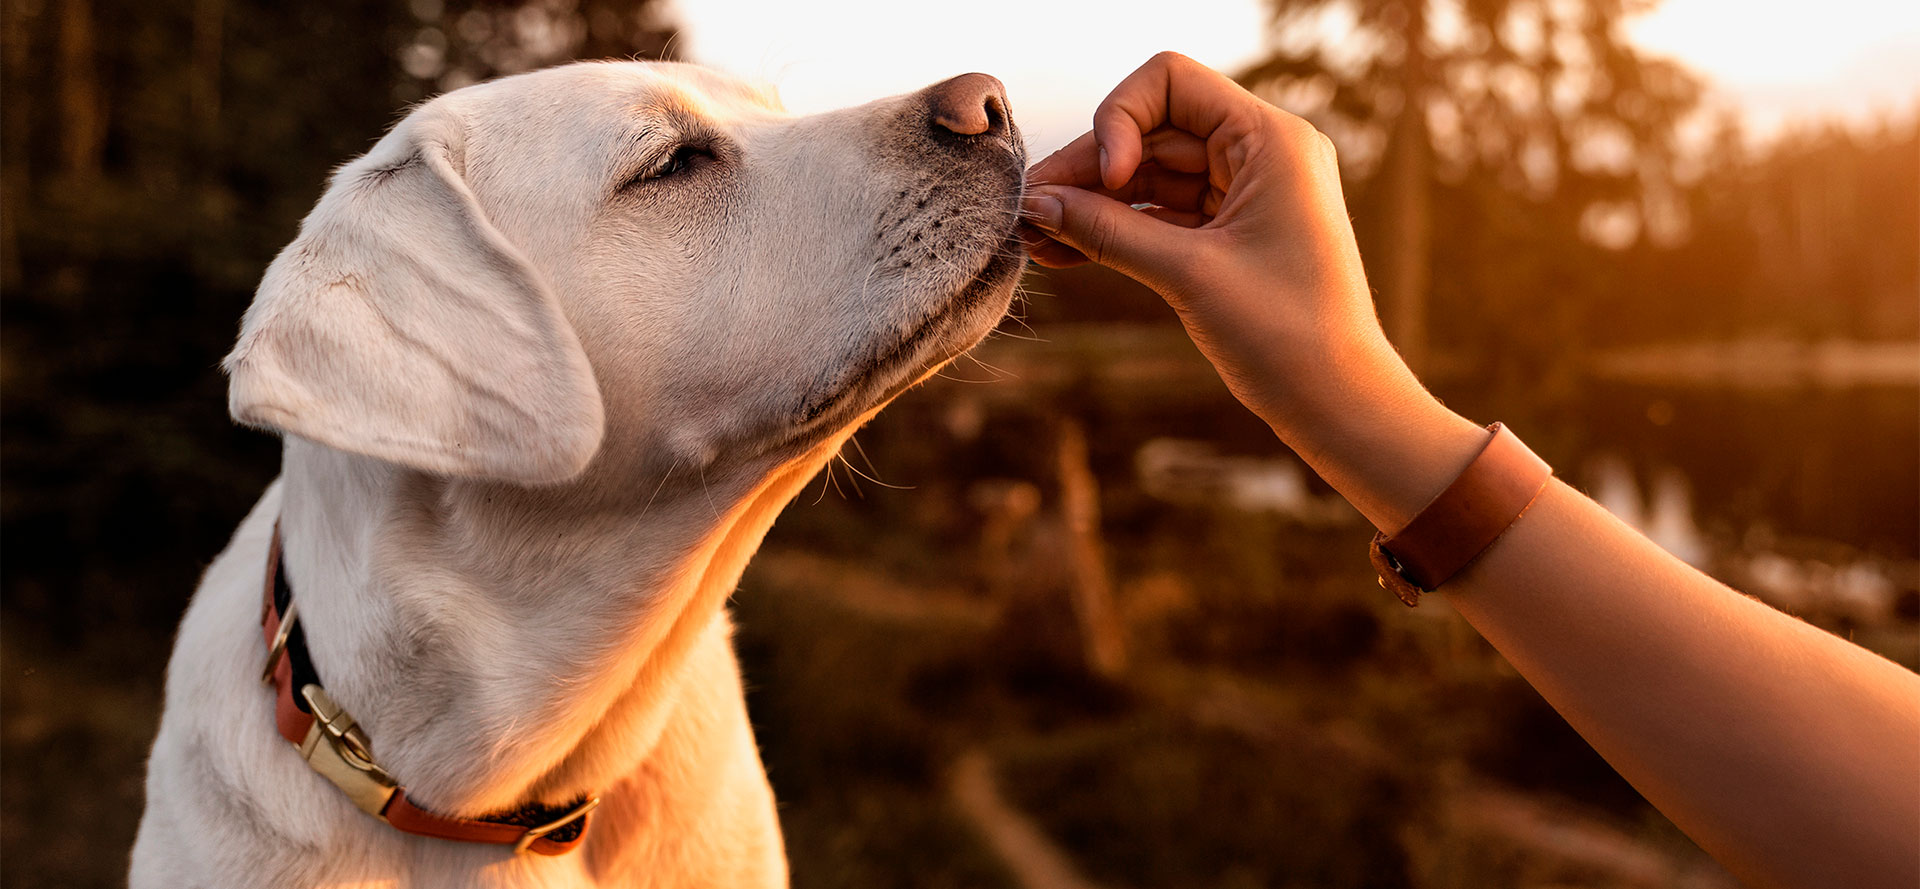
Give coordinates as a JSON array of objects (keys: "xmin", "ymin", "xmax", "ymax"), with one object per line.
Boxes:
[
  {"xmin": 394, "ymin": 0, "xmax": 679, "ymax": 101},
  {"xmin": 1, "ymin": 0, "xmax": 679, "ymax": 643},
  {"xmin": 1241, "ymin": 0, "xmax": 1701, "ymax": 369}
]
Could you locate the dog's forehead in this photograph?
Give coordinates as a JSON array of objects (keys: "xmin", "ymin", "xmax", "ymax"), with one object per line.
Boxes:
[
  {"xmin": 649, "ymin": 63, "xmax": 785, "ymax": 116},
  {"xmin": 462, "ymin": 61, "xmax": 784, "ymax": 128}
]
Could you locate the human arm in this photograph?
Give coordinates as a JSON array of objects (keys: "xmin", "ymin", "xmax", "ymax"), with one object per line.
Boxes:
[{"xmin": 1021, "ymin": 51, "xmax": 1920, "ymax": 889}]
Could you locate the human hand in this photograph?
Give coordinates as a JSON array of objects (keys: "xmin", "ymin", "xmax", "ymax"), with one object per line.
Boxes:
[
  {"xmin": 1022, "ymin": 52, "xmax": 1489, "ymax": 530},
  {"xmin": 1021, "ymin": 52, "xmax": 1430, "ymax": 446}
]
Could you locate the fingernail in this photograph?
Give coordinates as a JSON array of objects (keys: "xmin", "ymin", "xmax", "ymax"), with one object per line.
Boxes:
[
  {"xmin": 1021, "ymin": 190, "xmax": 1063, "ymax": 233},
  {"xmin": 1098, "ymin": 145, "xmax": 1110, "ymax": 183}
]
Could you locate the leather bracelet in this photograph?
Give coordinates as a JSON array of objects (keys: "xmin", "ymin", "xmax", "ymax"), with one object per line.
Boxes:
[{"xmin": 1369, "ymin": 423, "xmax": 1552, "ymax": 606}]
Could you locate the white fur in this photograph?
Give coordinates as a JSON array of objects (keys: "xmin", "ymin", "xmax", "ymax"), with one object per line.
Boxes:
[{"xmin": 132, "ymin": 61, "xmax": 1025, "ymax": 887}]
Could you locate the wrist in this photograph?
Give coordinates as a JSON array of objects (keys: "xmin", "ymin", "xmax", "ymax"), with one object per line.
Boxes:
[{"xmin": 1261, "ymin": 335, "xmax": 1487, "ymax": 532}]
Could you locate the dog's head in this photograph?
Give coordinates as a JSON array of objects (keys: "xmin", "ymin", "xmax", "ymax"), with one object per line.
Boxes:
[{"xmin": 225, "ymin": 62, "xmax": 1025, "ymax": 485}]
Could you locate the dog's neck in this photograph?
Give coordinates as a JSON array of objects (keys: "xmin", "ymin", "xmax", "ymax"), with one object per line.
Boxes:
[{"xmin": 272, "ymin": 430, "xmax": 847, "ymax": 821}]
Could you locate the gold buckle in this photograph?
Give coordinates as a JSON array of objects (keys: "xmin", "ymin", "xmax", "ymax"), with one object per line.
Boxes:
[
  {"xmin": 297, "ymin": 684, "xmax": 399, "ymax": 817},
  {"xmin": 261, "ymin": 601, "xmax": 299, "ymax": 685},
  {"xmin": 512, "ymin": 796, "xmax": 601, "ymax": 854}
]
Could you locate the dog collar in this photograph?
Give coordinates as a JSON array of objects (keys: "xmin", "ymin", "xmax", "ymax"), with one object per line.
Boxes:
[{"xmin": 259, "ymin": 522, "xmax": 599, "ymax": 855}]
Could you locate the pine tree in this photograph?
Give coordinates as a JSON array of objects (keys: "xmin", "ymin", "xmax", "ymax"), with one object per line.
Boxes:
[{"xmin": 1241, "ymin": 0, "xmax": 1700, "ymax": 368}]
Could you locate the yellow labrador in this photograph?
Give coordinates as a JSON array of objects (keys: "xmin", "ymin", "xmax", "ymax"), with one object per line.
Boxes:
[{"xmin": 131, "ymin": 61, "xmax": 1024, "ymax": 887}]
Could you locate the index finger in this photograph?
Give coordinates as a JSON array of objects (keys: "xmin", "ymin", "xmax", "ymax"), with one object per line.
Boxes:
[
  {"xmin": 1092, "ymin": 51, "xmax": 1259, "ymax": 191},
  {"xmin": 1028, "ymin": 126, "xmax": 1211, "ymax": 188}
]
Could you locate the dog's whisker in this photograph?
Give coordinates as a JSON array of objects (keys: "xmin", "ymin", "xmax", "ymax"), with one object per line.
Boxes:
[
  {"xmin": 697, "ymin": 464, "xmax": 722, "ymax": 520},
  {"xmin": 810, "ymin": 461, "xmax": 835, "ymax": 506},
  {"xmin": 986, "ymin": 323, "xmax": 1045, "ymax": 343},
  {"xmin": 933, "ymin": 352, "xmax": 1014, "ymax": 383},
  {"xmin": 844, "ymin": 436, "xmax": 911, "ymax": 491},
  {"xmin": 961, "ymin": 350, "xmax": 1016, "ymax": 379},
  {"xmin": 833, "ymin": 453, "xmax": 869, "ymax": 499},
  {"xmin": 946, "ymin": 350, "xmax": 1016, "ymax": 383},
  {"xmin": 824, "ymin": 458, "xmax": 850, "ymax": 501},
  {"xmin": 640, "ymin": 457, "xmax": 681, "ymax": 517},
  {"xmin": 836, "ymin": 451, "xmax": 909, "ymax": 491}
]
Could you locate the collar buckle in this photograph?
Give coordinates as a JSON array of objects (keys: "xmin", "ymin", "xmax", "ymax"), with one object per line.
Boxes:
[{"xmin": 297, "ymin": 684, "xmax": 399, "ymax": 817}]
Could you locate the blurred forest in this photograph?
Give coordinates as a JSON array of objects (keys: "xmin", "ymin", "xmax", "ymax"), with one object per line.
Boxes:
[{"xmin": 2, "ymin": 0, "xmax": 1915, "ymax": 886}]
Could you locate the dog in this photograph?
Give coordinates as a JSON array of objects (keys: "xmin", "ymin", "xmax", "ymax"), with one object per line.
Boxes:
[{"xmin": 130, "ymin": 61, "xmax": 1026, "ymax": 887}]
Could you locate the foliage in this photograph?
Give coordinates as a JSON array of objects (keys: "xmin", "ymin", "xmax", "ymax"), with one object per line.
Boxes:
[
  {"xmin": 393, "ymin": 0, "xmax": 678, "ymax": 100},
  {"xmin": 1611, "ymin": 119, "xmax": 1920, "ymax": 344},
  {"xmin": 1244, "ymin": 0, "xmax": 1702, "ymax": 225},
  {"xmin": 0, "ymin": 0, "xmax": 678, "ymax": 644},
  {"xmin": 1234, "ymin": 0, "xmax": 1915, "ymax": 401}
]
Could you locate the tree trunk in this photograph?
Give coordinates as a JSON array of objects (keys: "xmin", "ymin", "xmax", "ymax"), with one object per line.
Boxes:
[
  {"xmin": 1054, "ymin": 417, "xmax": 1128, "ymax": 679},
  {"xmin": 1379, "ymin": 0, "xmax": 1432, "ymax": 372},
  {"xmin": 1, "ymin": 2, "xmax": 40, "ymax": 289},
  {"xmin": 192, "ymin": 0, "xmax": 224, "ymax": 140},
  {"xmin": 57, "ymin": 0, "xmax": 104, "ymax": 186}
]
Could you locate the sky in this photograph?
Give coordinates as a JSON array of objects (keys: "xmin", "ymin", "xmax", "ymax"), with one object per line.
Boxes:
[
  {"xmin": 1626, "ymin": 0, "xmax": 1920, "ymax": 136},
  {"xmin": 666, "ymin": 0, "xmax": 1920, "ymax": 155}
]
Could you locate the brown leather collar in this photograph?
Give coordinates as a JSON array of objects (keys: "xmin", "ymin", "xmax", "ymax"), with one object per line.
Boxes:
[{"xmin": 260, "ymin": 522, "xmax": 598, "ymax": 855}]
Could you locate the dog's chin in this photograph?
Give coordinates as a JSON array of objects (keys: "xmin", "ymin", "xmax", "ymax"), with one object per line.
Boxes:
[{"xmin": 786, "ymin": 232, "xmax": 1025, "ymax": 444}]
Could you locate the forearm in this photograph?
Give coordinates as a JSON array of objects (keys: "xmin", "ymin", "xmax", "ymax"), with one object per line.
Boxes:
[
  {"xmin": 1025, "ymin": 52, "xmax": 1920, "ymax": 885},
  {"xmin": 1282, "ymin": 375, "xmax": 1920, "ymax": 889},
  {"xmin": 1452, "ymin": 481, "xmax": 1920, "ymax": 889}
]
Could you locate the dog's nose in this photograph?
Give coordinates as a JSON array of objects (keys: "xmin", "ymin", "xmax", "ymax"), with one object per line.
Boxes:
[{"xmin": 927, "ymin": 73, "xmax": 1009, "ymax": 138}]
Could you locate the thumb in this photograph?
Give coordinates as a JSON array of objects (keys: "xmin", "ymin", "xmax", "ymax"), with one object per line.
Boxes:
[{"xmin": 1022, "ymin": 184, "xmax": 1191, "ymax": 288}]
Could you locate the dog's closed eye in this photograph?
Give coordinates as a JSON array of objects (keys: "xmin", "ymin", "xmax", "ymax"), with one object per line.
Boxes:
[{"xmin": 628, "ymin": 144, "xmax": 714, "ymax": 187}]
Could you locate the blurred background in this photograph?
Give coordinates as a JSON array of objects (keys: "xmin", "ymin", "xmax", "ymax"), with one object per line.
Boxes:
[{"xmin": 3, "ymin": 0, "xmax": 1915, "ymax": 885}]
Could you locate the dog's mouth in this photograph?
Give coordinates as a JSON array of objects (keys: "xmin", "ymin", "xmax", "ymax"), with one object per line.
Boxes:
[{"xmin": 791, "ymin": 225, "xmax": 1025, "ymax": 434}]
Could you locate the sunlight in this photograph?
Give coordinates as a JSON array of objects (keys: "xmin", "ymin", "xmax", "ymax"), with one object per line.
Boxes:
[
  {"xmin": 670, "ymin": 0, "xmax": 1920, "ymax": 144},
  {"xmin": 664, "ymin": 0, "xmax": 1269, "ymax": 155},
  {"xmin": 1628, "ymin": 0, "xmax": 1920, "ymax": 129},
  {"xmin": 1630, "ymin": 0, "xmax": 1919, "ymax": 84}
]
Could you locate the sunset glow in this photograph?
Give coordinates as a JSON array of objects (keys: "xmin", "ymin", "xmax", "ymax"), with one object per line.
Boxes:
[
  {"xmin": 1628, "ymin": 0, "xmax": 1918, "ymax": 84},
  {"xmin": 667, "ymin": 0, "xmax": 1270, "ymax": 154},
  {"xmin": 1627, "ymin": 0, "xmax": 1920, "ymax": 131},
  {"xmin": 671, "ymin": 0, "xmax": 1920, "ymax": 145}
]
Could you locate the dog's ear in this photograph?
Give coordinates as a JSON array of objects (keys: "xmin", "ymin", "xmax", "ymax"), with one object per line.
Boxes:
[{"xmin": 223, "ymin": 110, "xmax": 604, "ymax": 484}]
